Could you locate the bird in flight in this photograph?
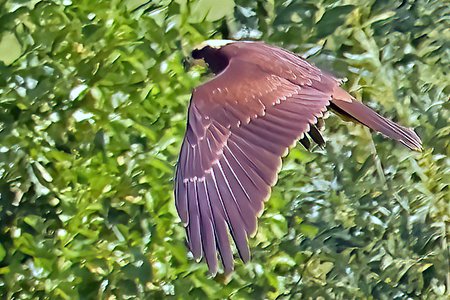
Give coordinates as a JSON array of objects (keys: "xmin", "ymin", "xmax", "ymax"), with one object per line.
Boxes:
[{"xmin": 174, "ymin": 40, "xmax": 422, "ymax": 275}]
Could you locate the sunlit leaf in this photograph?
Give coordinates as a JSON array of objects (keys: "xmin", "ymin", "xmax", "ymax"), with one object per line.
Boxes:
[{"xmin": 0, "ymin": 32, "xmax": 22, "ymax": 65}]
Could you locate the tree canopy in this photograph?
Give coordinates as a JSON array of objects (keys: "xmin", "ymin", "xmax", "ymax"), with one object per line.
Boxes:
[{"xmin": 0, "ymin": 0, "xmax": 448, "ymax": 299}]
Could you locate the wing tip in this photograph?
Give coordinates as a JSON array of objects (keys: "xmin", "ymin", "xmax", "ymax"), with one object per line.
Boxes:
[
  {"xmin": 208, "ymin": 261, "xmax": 235, "ymax": 277},
  {"xmin": 206, "ymin": 261, "xmax": 219, "ymax": 277},
  {"xmin": 405, "ymin": 142, "xmax": 423, "ymax": 152},
  {"xmin": 402, "ymin": 127, "xmax": 423, "ymax": 152}
]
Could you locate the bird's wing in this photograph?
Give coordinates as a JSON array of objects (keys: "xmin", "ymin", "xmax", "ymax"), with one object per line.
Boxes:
[
  {"xmin": 243, "ymin": 42, "xmax": 422, "ymax": 151},
  {"xmin": 175, "ymin": 45, "xmax": 337, "ymax": 275}
]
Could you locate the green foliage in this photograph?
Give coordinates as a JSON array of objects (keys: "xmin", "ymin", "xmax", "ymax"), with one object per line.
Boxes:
[{"xmin": 0, "ymin": 0, "xmax": 448, "ymax": 298}]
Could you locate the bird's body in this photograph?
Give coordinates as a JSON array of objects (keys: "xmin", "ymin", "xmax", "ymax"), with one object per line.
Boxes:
[{"xmin": 175, "ymin": 40, "xmax": 422, "ymax": 275}]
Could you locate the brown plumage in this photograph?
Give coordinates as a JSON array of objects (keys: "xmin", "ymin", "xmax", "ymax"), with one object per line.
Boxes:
[{"xmin": 175, "ymin": 40, "xmax": 422, "ymax": 275}]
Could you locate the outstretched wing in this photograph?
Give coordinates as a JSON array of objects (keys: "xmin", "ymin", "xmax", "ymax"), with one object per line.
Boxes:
[{"xmin": 175, "ymin": 42, "xmax": 339, "ymax": 274}]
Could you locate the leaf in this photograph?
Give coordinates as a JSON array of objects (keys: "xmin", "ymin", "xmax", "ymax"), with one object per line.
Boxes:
[
  {"xmin": 363, "ymin": 11, "xmax": 396, "ymax": 27},
  {"xmin": 33, "ymin": 161, "xmax": 53, "ymax": 182},
  {"xmin": 299, "ymin": 224, "xmax": 319, "ymax": 239},
  {"xmin": 126, "ymin": 0, "xmax": 151, "ymax": 11},
  {"xmin": 189, "ymin": 0, "xmax": 235, "ymax": 23},
  {"xmin": 0, "ymin": 32, "xmax": 22, "ymax": 65},
  {"xmin": 0, "ymin": 243, "xmax": 5, "ymax": 262},
  {"xmin": 315, "ymin": 5, "xmax": 355, "ymax": 39}
]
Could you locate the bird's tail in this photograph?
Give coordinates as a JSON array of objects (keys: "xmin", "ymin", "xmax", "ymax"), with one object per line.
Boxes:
[{"xmin": 330, "ymin": 87, "xmax": 422, "ymax": 151}]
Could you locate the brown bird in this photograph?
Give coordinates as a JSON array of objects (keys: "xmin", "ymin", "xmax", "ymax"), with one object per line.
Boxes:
[{"xmin": 175, "ymin": 40, "xmax": 422, "ymax": 275}]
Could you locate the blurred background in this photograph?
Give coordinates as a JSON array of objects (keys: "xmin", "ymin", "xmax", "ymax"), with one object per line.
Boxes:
[{"xmin": 0, "ymin": 0, "xmax": 449, "ymax": 298}]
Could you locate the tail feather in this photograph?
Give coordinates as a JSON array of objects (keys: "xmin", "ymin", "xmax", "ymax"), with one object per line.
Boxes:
[
  {"xmin": 330, "ymin": 93, "xmax": 422, "ymax": 151},
  {"xmin": 308, "ymin": 124, "xmax": 326, "ymax": 148}
]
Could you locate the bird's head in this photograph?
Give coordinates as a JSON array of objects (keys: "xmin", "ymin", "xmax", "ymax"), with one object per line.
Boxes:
[
  {"xmin": 191, "ymin": 39, "xmax": 234, "ymax": 58},
  {"xmin": 188, "ymin": 39, "xmax": 234, "ymax": 74}
]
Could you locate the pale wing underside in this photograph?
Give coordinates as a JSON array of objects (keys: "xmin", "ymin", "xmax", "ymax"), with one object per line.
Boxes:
[{"xmin": 175, "ymin": 54, "xmax": 335, "ymax": 274}]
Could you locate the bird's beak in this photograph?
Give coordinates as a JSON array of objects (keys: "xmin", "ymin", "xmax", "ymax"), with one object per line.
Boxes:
[{"xmin": 183, "ymin": 56, "xmax": 206, "ymax": 72}]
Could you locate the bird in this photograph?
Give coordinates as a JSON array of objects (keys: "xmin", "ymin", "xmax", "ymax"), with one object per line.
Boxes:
[{"xmin": 174, "ymin": 40, "xmax": 422, "ymax": 275}]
